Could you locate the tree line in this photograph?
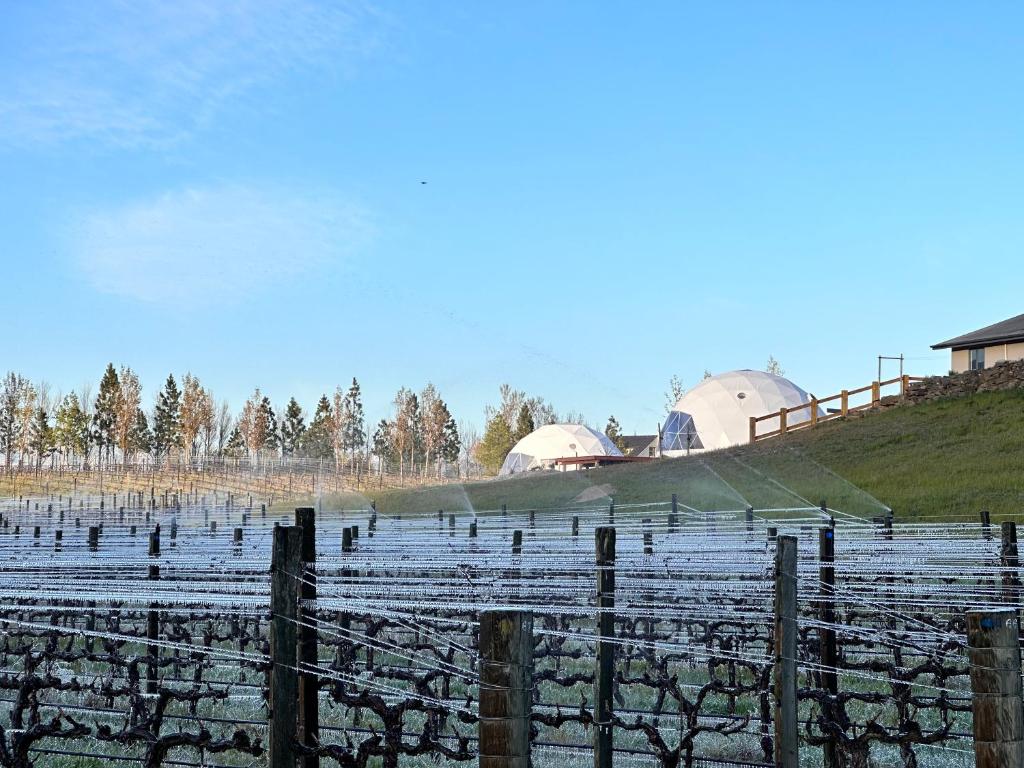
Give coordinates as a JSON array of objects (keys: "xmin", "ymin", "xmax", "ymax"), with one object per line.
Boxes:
[{"xmin": 0, "ymin": 366, "xmax": 463, "ymax": 480}]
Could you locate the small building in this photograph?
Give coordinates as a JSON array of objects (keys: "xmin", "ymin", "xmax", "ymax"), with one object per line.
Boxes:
[
  {"xmin": 932, "ymin": 313, "xmax": 1024, "ymax": 373},
  {"xmin": 620, "ymin": 434, "xmax": 659, "ymax": 459}
]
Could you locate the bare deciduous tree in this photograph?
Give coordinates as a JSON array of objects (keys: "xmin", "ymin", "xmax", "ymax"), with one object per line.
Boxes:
[{"xmin": 114, "ymin": 367, "xmax": 142, "ymax": 463}]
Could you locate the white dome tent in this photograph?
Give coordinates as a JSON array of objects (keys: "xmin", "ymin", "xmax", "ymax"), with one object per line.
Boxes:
[
  {"xmin": 662, "ymin": 370, "xmax": 821, "ymax": 454},
  {"xmin": 500, "ymin": 424, "xmax": 622, "ymax": 475}
]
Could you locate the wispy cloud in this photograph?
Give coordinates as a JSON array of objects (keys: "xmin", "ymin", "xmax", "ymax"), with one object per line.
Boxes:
[
  {"xmin": 0, "ymin": 0, "xmax": 385, "ymax": 148},
  {"xmin": 70, "ymin": 184, "xmax": 372, "ymax": 305}
]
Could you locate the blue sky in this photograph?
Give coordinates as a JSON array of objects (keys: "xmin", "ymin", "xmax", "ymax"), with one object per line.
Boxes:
[{"xmin": 2, "ymin": 1, "xmax": 1023, "ymax": 434}]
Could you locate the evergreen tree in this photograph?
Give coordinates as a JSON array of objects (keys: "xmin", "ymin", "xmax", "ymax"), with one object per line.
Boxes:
[
  {"xmin": 301, "ymin": 395, "xmax": 334, "ymax": 459},
  {"xmin": 476, "ymin": 412, "xmax": 513, "ymax": 475},
  {"xmin": 130, "ymin": 408, "xmax": 153, "ymax": 457},
  {"xmin": 604, "ymin": 415, "xmax": 628, "ymax": 453},
  {"xmin": 259, "ymin": 397, "xmax": 280, "ymax": 453},
  {"xmin": 512, "ymin": 403, "xmax": 535, "ymax": 442},
  {"xmin": 54, "ymin": 393, "xmax": 89, "ymax": 463},
  {"xmin": 281, "ymin": 397, "xmax": 306, "ymax": 456},
  {"xmin": 152, "ymin": 374, "xmax": 182, "ymax": 458},
  {"xmin": 440, "ymin": 411, "xmax": 461, "ymax": 474},
  {"xmin": 29, "ymin": 407, "xmax": 54, "ymax": 468},
  {"xmin": 92, "ymin": 364, "xmax": 120, "ymax": 466},
  {"xmin": 765, "ymin": 355, "xmax": 785, "ymax": 377},
  {"xmin": 342, "ymin": 378, "xmax": 366, "ymax": 470},
  {"xmin": 225, "ymin": 426, "xmax": 245, "ymax": 456},
  {"xmin": 0, "ymin": 372, "xmax": 28, "ymax": 469},
  {"xmin": 371, "ymin": 419, "xmax": 395, "ymax": 479}
]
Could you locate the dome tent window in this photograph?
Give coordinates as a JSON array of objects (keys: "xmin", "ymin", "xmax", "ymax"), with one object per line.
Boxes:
[{"xmin": 661, "ymin": 411, "xmax": 704, "ymax": 451}]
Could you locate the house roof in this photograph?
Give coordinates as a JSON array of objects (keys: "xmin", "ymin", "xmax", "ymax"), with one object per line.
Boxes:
[
  {"xmin": 620, "ymin": 434, "xmax": 657, "ymax": 457},
  {"xmin": 932, "ymin": 313, "xmax": 1024, "ymax": 350}
]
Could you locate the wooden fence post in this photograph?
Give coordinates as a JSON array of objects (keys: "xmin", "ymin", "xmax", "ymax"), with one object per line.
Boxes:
[
  {"xmin": 270, "ymin": 525, "xmax": 302, "ymax": 768},
  {"xmin": 779, "ymin": 408, "xmax": 788, "ymax": 434},
  {"xmin": 749, "ymin": 416, "xmax": 757, "ymax": 443},
  {"xmin": 295, "ymin": 507, "xmax": 319, "ymax": 768},
  {"xmin": 840, "ymin": 390, "xmax": 849, "ymax": 417},
  {"xmin": 871, "ymin": 380, "xmax": 881, "ymax": 405},
  {"xmin": 981, "ymin": 510, "xmax": 992, "ymax": 540},
  {"xmin": 819, "ymin": 527, "xmax": 839, "ymax": 768},
  {"xmin": 966, "ymin": 608, "xmax": 1024, "ymax": 767},
  {"xmin": 147, "ymin": 564, "xmax": 159, "ymax": 695},
  {"xmin": 809, "ymin": 397, "xmax": 818, "ymax": 426},
  {"xmin": 512, "ymin": 530, "xmax": 522, "ymax": 556},
  {"xmin": 478, "ymin": 610, "xmax": 533, "ymax": 768},
  {"xmin": 595, "ymin": 526, "xmax": 616, "ymax": 768},
  {"xmin": 774, "ymin": 535, "xmax": 798, "ymax": 768}
]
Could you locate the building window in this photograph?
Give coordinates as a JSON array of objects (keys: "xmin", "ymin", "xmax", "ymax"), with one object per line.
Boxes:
[
  {"xmin": 970, "ymin": 348, "xmax": 985, "ymax": 371},
  {"xmin": 648, "ymin": 446, "xmax": 655, "ymax": 457}
]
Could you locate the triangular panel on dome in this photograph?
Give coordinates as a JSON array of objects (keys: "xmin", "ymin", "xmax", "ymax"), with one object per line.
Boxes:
[{"xmin": 660, "ymin": 410, "xmax": 704, "ymax": 451}]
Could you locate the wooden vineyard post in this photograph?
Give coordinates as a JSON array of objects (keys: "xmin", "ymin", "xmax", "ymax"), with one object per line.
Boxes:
[
  {"xmin": 595, "ymin": 526, "xmax": 616, "ymax": 768},
  {"xmin": 1000, "ymin": 522, "xmax": 1020, "ymax": 610},
  {"xmin": 819, "ymin": 527, "xmax": 839, "ymax": 768},
  {"xmin": 774, "ymin": 535, "xmax": 799, "ymax": 768},
  {"xmin": 478, "ymin": 610, "xmax": 533, "ymax": 768},
  {"xmin": 669, "ymin": 493, "xmax": 678, "ymax": 531},
  {"xmin": 295, "ymin": 507, "xmax": 319, "ymax": 768},
  {"xmin": 512, "ymin": 529, "xmax": 522, "ymax": 556},
  {"xmin": 270, "ymin": 525, "xmax": 302, "ymax": 768},
  {"xmin": 981, "ymin": 510, "xmax": 992, "ymax": 541},
  {"xmin": 147, "ymin": 564, "xmax": 160, "ymax": 695},
  {"xmin": 745, "ymin": 506, "xmax": 754, "ymax": 537},
  {"xmin": 966, "ymin": 609, "xmax": 1024, "ymax": 767}
]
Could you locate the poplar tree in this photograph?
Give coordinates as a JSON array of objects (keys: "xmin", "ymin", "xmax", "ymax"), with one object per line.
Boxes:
[{"xmin": 281, "ymin": 398, "xmax": 306, "ymax": 456}]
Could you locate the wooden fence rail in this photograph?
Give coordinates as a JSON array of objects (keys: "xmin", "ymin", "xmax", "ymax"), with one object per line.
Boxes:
[{"xmin": 748, "ymin": 374, "xmax": 928, "ymax": 443}]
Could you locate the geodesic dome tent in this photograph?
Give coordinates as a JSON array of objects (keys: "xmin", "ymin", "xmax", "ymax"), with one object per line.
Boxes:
[
  {"xmin": 500, "ymin": 424, "xmax": 622, "ymax": 475},
  {"xmin": 662, "ymin": 370, "xmax": 821, "ymax": 454}
]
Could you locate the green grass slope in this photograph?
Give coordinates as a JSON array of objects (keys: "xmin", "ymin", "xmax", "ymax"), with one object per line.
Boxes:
[{"xmin": 337, "ymin": 390, "xmax": 1024, "ymax": 522}]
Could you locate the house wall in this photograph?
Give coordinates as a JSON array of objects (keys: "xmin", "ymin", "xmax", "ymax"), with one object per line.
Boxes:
[
  {"xmin": 987, "ymin": 342, "xmax": 1024, "ymax": 366},
  {"xmin": 949, "ymin": 343, "xmax": 1024, "ymax": 373},
  {"xmin": 950, "ymin": 349, "xmax": 969, "ymax": 373}
]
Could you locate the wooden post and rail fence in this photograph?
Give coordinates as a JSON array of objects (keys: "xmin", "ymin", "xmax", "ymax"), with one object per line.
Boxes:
[
  {"xmin": 748, "ymin": 374, "xmax": 928, "ymax": 443},
  {"xmin": 263, "ymin": 505, "xmax": 1023, "ymax": 767}
]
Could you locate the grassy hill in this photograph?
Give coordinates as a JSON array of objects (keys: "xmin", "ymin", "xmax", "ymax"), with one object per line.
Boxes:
[{"xmin": 329, "ymin": 389, "xmax": 1024, "ymax": 522}]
